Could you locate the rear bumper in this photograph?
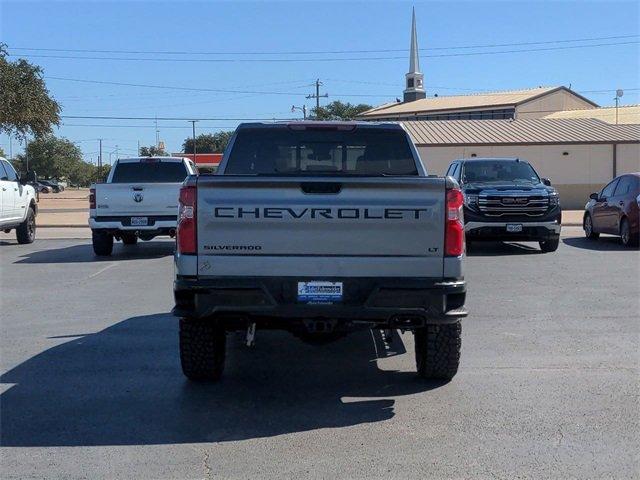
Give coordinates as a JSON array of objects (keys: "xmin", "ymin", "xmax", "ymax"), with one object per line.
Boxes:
[
  {"xmin": 89, "ymin": 216, "xmax": 176, "ymax": 231},
  {"xmin": 173, "ymin": 276, "xmax": 467, "ymax": 327}
]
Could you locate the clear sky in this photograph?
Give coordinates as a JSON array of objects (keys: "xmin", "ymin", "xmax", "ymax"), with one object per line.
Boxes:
[{"xmin": 1, "ymin": 0, "xmax": 638, "ymax": 163}]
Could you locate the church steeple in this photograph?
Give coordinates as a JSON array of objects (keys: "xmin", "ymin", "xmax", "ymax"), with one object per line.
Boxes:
[{"xmin": 403, "ymin": 7, "xmax": 426, "ymax": 103}]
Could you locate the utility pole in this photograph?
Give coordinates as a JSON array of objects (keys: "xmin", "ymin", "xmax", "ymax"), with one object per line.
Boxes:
[
  {"xmin": 189, "ymin": 120, "xmax": 198, "ymax": 165},
  {"xmin": 98, "ymin": 138, "xmax": 103, "ymax": 167},
  {"xmin": 155, "ymin": 115, "xmax": 160, "ymax": 147},
  {"xmin": 137, "ymin": 140, "xmax": 140, "ymax": 156},
  {"xmin": 306, "ymin": 79, "xmax": 328, "ymax": 111},
  {"xmin": 25, "ymin": 137, "xmax": 29, "ymax": 172},
  {"xmin": 115, "ymin": 145, "xmax": 119, "ymax": 163},
  {"xmin": 9, "ymin": 136, "xmax": 12, "ymax": 160}
]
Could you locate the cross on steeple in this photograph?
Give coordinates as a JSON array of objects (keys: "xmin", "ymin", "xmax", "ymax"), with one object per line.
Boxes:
[{"xmin": 403, "ymin": 7, "xmax": 426, "ymax": 103}]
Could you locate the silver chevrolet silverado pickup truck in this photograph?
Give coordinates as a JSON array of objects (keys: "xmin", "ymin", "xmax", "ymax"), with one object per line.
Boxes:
[{"xmin": 173, "ymin": 122, "xmax": 467, "ymax": 382}]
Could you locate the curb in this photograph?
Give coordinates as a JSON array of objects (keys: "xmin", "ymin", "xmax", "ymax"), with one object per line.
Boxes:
[{"xmin": 39, "ymin": 225, "xmax": 88, "ymax": 228}]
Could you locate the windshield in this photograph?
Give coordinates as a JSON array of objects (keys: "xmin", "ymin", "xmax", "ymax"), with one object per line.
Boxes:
[
  {"xmin": 462, "ymin": 160, "xmax": 540, "ymax": 183},
  {"xmin": 111, "ymin": 161, "xmax": 188, "ymax": 183},
  {"xmin": 225, "ymin": 128, "xmax": 418, "ymax": 176}
]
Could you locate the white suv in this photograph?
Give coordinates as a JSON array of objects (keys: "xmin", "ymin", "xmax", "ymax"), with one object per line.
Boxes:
[{"xmin": 0, "ymin": 157, "xmax": 38, "ymax": 244}]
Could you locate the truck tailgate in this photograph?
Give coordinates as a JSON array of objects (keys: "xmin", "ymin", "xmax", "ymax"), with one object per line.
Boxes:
[
  {"xmin": 195, "ymin": 176, "xmax": 445, "ymax": 277},
  {"xmin": 95, "ymin": 183, "xmax": 181, "ymax": 217}
]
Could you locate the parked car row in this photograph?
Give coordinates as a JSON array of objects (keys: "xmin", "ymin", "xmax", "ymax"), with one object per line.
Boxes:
[{"xmin": 35, "ymin": 179, "xmax": 65, "ymax": 193}]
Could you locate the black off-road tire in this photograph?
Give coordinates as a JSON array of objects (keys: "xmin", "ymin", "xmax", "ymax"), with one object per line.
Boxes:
[
  {"xmin": 539, "ymin": 237, "xmax": 560, "ymax": 253},
  {"xmin": 620, "ymin": 218, "xmax": 639, "ymax": 247},
  {"xmin": 16, "ymin": 207, "xmax": 36, "ymax": 244},
  {"xmin": 584, "ymin": 213, "xmax": 599, "ymax": 240},
  {"xmin": 179, "ymin": 319, "xmax": 226, "ymax": 381},
  {"xmin": 92, "ymin": 230, "xmax": 114, "ymax": 256},
  {"xmin": 121, "ymin": 233, "xmax": 138, "ymax": 245},
  {"xmin": 415, "ymin": 322, "xmax": 461, "ymax": 380}
]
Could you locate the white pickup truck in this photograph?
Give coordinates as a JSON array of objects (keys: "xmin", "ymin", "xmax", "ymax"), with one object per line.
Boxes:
[
  {"xmin": 0, "ymin": 157, "xmax": 38, "ymax": 244},
  {"xmin": 89, "ymin": 157, "xmax": 197, "ymax": 255}
]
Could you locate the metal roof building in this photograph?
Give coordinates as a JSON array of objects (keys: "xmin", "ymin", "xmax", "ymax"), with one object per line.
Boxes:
[
  {"xmin": 543, "ymin": 105, "xmax": 640, "ymax": 125},
  {"xmin": 402, "ymin": 118, "xmax": 640, "ymax": 145},
  {"xmin": 359, "ymin": 86, "xmax": 598, "ymax": 121},
  {"xmin": 402, "ymin": 118, "xmax": 640, "ymax": 209}
]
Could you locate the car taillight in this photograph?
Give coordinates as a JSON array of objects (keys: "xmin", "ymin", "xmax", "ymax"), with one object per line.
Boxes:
[
  {"xmin": 89, "ymin": 188, "xmax": 96, "ymax": 209},
  {"xmin": 177, "ymin": 185, "xmax": 197, "ymax": 254},
  {"xmin": 445, "ymin": 187, "xmax": 465, "ymax": 257}
]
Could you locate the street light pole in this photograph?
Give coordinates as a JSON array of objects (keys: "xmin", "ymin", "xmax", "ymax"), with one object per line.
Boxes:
[
  {"xmin": 189, "ymin": 120, "xmax": 198, "ymax": 165},
  {"xmin": 291, "ymin": 105, "xmax": 307, "ymax": 120},
  {"xmin": 615, "ymin": 89, "xmax": 624, "ymax": 125}
]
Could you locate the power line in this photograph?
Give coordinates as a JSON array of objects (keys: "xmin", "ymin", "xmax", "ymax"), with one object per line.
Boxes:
[
  {"xmin": 45, "ymin": 76, "xmax": 392, "ymax": 98},
  {"xmin": 8, "ymin": 34, "xmax": 639, "ymax": 55},
  {"xmin": 10, "ymin": 40, "xmax": 639, "ymax": 63},
  {"xmin": 61, "ymin": 123, "xmax": 240, "ymax": 129},
  {"xmin": 47, "ymin": 76, "xmax": 638, "ymax": 100},
  {"xmin": 60, "ymin": 115, "xmax": 297, "ymax": 121}
]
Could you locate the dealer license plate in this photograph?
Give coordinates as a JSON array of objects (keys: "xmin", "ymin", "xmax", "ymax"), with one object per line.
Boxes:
[
  {"xmin": 506, "ymin": 224, "xmax": 523, "ymax": 233},
  {"xmin": 297, "ymin": 281, "xmax": 343, "ymax": 304},
  {"xmin": 131, "ymin": 216, "xmax": 148, "ymax": 226}
]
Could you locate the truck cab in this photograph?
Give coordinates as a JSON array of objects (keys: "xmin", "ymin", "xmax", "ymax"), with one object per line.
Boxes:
[{"xmin": 446, "ymin": 157, "xmax": 562, "ymax": 252}]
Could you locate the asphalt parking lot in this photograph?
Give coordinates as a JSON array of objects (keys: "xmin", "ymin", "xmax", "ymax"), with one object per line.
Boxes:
[{"xmin": 0, "ymin": 228, "xmax": 638, "ymax": 479}]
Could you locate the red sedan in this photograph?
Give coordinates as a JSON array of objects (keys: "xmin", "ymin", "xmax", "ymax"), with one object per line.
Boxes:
[{"xmin": 583, "ymin": 173, "xmax": 640, "ymax": 247}]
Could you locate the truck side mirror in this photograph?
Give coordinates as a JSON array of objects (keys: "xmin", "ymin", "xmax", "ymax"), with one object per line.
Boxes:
[
  {"xmin": 589, "ymin": 192, "xmax": 599, "ymax": 201},
  {"xmin": 542, "ymin": 178, "xmax": 551, "ymax": 186}
]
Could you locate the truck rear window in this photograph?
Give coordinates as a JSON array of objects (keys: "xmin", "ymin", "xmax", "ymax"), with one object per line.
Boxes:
[
  {"xmin": 111, "ymin": 161, "xmax": 188, "ymax": 183},
  {"xmin": 225, "ymin": 128, "xmax": 418, "ymax": 176}
]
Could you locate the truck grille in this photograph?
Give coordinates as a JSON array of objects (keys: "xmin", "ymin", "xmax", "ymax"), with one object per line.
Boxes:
[{"xmin": 478, "ymin": 195, "xmax": 549, "ymax": 216}]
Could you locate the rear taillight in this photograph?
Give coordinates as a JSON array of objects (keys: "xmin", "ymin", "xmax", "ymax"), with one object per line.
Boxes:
[
  {"xmin": 177, "ymin": 185, "xmax": 197, "ymax": 254},
  {"xmin": 445, "ymin": 188, "xmax": 465, "ymax": 257},
  {"xmin": 89, "ymin": 188, "xmax": 96, "ymax": 209}
]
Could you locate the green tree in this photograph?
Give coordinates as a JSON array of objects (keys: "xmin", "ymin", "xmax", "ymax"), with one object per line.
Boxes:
[
  {"xmin": 182, "ymin": 131, "xmax": 233, "ymax": 154},
  {"xmin": 0, "ymin": 44, "xmax": 61, "ymax": 139},
  {"xmin": 310, "ymin": 101, "xmax": 373, "ymax": 121},
  {"xmin": 139, "ymin": 145, "xmax": 168, "ymax": 157},
  {"xmin": 16, "ymin": 135, "xmax": 82, "ymax": 179},
  {"xmin": 67, "ymin": 160, "xmax": 94, "ymax": 187}
]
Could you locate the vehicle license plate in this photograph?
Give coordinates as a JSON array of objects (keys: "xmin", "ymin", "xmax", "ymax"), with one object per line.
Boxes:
[
  {"xmin": 297, "ymin": 281, "xmax": 343, "ymax": 303},
  {"xmin": 131, "ymin": 216, "xmax": 148, "ymax": 226},
  {"xmin": 506, "ymin": 224, "xmax": 523, "ymax": 233}
]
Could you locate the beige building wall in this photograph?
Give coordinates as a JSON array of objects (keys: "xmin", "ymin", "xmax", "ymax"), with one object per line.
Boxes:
[
  {"xmin": 617, "ymin": 144, "xmax": 640, "ymax": 174},
  {"xmin": 416, "ymin": 143, "xmax": 638, "ymax": 209},
  {"xmin": 516, "ymin": 90, "xmax": 596, "ymax": 119}
]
